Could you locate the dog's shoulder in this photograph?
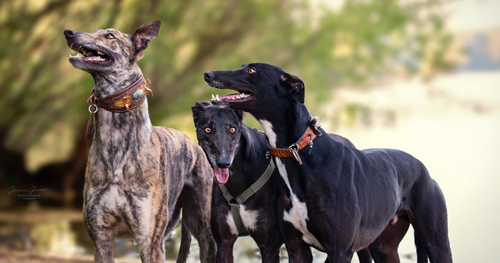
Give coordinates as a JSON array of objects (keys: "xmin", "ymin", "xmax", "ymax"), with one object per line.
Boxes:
[
  {"xmin": 152, "ymin": 126, "xmax": 203, "ymax": 153},
  {"xmin": 153, "ymin": 126, "xmax": 189, "ymax": 140}
]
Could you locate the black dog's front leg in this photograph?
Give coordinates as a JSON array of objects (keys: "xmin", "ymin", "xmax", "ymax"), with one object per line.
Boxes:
[{"xmin": 284, "ymin": 236, "xmax": 313, "ymax": 263}]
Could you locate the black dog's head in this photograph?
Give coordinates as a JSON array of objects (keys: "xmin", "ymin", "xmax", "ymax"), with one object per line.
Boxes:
[
  {"xmin": 192, "ymin": 102, "xmax": 244, "ymax": 184},
  {"xmin": 64, "ymin": 21, "xmax": 160, "ymax": 74},
  {"xmin": 204, "ymin": 63, "xmax": 305, "ymax": 120}
]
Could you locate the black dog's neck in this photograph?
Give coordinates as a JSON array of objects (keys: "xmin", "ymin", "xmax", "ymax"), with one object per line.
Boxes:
[
  {"xmin": 258, "ymin": 103, "xmax": 312, "ymax": 148},
  {"xmin": 223, "ymin": 125, "xmax": 271, "ymax": 197}
]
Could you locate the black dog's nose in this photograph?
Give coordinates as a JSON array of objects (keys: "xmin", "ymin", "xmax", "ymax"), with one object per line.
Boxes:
[
  {"xmin": 64, "ymin": 30, "xmax": 76, "ymax": 38},
  {"xmin": 204, "ymin": 71, "xmax": 214, "ymax": 80},
  {"xmin": 216, "ymin": 160, "xmax": 231, "ymax": 168}
]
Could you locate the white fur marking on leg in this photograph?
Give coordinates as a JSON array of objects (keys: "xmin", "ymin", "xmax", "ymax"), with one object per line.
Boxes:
[
  {"xmin": 226, "ymin": 212, "xmax": 239, "ymax": 236},
  {"xmin": 283, "ymin": 194, "xmax": 323, "ymax": 250},
  {"xmin": 239, "ymin": 205, "xmax": 259, "ymax": 231}
]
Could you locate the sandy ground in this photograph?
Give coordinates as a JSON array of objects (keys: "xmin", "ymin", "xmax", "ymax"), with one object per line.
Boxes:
[{"xmin": 0, "ymin": 250, "xmax": 151, "ymax": 263}]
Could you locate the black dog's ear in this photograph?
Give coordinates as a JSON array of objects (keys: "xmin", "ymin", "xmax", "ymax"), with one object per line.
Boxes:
[
  {"xmin": 132, "ymin": 20, "xmax": 161, "ymax": 58},
  {"xmin": 280, "ymin": 73, "xmax": 305, "ymax": 104},
  {"xmin": 191, "ymin": 101, "xmax": 211, "ymax": 120},
  {"xmin": 234, "ymin": 110, "xmax": 244, "ymax": 122}
]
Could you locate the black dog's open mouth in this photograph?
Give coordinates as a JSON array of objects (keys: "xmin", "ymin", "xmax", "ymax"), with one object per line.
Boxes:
[
  {"xmin": 68, "ymin": 42, "xmax": 112, "ymax": 65},
  {"xmin": 210, "ymin": 90, "xmax": 254, "ymax": 104}
]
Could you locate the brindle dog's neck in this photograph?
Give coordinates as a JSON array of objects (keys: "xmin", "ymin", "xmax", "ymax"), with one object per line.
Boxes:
[
  {"xmin": 90, "ymin": 66, "xmax": 153, "ymax": 173},
  {"xmin": 91, "ymin": 65, "xmax": 143, "ymax": 98}
]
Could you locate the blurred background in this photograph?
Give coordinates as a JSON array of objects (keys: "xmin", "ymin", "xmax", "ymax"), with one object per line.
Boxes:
[{"xmin": 0, "ymin": 0, "xmax": 498, "ymax": 262}]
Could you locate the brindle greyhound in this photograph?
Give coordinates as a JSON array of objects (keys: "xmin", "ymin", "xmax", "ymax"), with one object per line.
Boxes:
[
  {"xmin": 192, "ymin": 102, "xmax": 377, "ymax": 263},
  {"xmin": 203, "ymin": 63, "xmax": 453, "ymax": 263},
  {"xmin": 63, "ymin": 21, "xmax": 216, "ymax": 263}
]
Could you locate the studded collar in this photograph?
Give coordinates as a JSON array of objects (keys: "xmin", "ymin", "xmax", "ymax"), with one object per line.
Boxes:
[{"xmin": 85, "ymin": 75, "xmax": 153, "ymax": 139}]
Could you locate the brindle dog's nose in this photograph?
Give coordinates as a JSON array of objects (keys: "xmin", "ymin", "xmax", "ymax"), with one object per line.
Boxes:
[
  {"xmin": 204, "ymin": 71, "xmax": 214, "ymax": 80},
  {"xmin": 64, "ymin": 30, "xmax": 77, "ymax": 39}
]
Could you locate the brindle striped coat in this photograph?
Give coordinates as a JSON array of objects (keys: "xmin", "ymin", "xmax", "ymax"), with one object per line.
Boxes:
[{"xmin": 65, "ymin": 21, "xmax": 216, "ymax": 263}]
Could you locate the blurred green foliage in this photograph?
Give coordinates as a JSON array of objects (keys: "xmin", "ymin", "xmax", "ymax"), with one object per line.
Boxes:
[{"xmin": 0, "ymin": 0, "xmax": 453, "ymax": 170}]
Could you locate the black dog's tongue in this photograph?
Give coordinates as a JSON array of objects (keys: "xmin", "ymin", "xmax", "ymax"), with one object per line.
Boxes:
[{"xmin": 214, "ymin": 167, "xmax": 229, "ymax": 184}]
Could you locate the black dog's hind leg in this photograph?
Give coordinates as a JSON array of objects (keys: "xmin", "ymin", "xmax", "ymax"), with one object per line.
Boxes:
[
  {"xmin": 409, "ymin": 169, "xmax": 453, "ymax": 263},
  {"xmin": 356, "ymin": 248, "xmax": 373, "ymax": 263},
  {"xmin": 368, "ymin": 216, "xmax": 410, "ymax": 263}
]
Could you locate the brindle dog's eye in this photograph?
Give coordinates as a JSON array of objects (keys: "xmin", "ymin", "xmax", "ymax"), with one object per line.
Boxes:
[
  {"xmin": 229, "ymin": 127, "xmax": 236, "ymax": 133},
  {"xmin": 204, "ymin": 127, "xmax": 211, "ymax": 134},
  {"xmin": 248, "ymin": 68, "xmax": 256, "ymax": 74},
  {"xmin": 105, "ymin": 33, "xmax": 115, "ymax": 39}
]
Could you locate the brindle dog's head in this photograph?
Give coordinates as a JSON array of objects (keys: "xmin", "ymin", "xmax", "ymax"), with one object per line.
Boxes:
[
  {"xmin": 63, "ymin": 21, "xmax": 160, "ymax": 76},
  {"xmin": 192, "ymin": 102, "xmax": 244, "ymax": 184}
]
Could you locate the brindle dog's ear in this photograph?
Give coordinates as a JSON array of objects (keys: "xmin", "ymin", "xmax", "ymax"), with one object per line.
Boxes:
[
  {"xmin": 192, "ymin": 101, "xmax": 211, "ymax": 120},
  {"xmin": 280, "ymin": 73, "xmax": 305, "ymax": 104},
  {"xmin": 132, "ymin": 21, "xmax": 161, "ymax": 58}
]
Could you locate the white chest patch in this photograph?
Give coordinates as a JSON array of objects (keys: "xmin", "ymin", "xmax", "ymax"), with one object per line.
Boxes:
[
  {"xmin": 226, "ymin": 212, "xmax": 239, "ymax": 236},
  {"xmin": 283, "ymin": 193, "xmax": 323, "ymax": 250},
  {"xmin": 239, "ymin": 205, "xmax": 259, "ymax": 231},
  {"xmin": 258, "ymin": 119, "xmax": 323, "ymax": 250},
  {"xmin": 259, "ymin": 120, "xmax": 277, "ymax": 148}
]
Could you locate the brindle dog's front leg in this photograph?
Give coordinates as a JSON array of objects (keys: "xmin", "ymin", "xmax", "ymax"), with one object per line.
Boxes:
[
  {"xmin": 133, "ymin": 194, "xmax": 170, "ymax": 263},
  {"xmin": 138, "ymin": 239, "xmax": 167, "ymax": 263},
  {"xmin": 93, "ymin": 239, "xmax": 115, "ymax": 263},
  {"xmin": 84, "ymin": 188, "xmax": 118, "ymax": 263}
]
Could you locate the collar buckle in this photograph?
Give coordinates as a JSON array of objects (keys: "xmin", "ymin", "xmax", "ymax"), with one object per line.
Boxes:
[{"xmin": 288, "ymin": 143, "xmax": 302, "ymax": 165}]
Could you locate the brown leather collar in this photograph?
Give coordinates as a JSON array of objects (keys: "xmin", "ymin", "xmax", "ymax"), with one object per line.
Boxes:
[
  {"xmin": 85, "ymin": 75, "xmax": 153, "ymax": 139},
  {"xmin": 268, "ymin": 122, "xmax": 321, "ymax": 165}
]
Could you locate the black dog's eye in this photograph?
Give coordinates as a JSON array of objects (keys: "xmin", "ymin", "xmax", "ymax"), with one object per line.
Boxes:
[
  {"xmin": 204, "ymin": 127, "xmax": 211, "ymax": 134},
  {"xmin": 105, "ymin": 33, "xmax": 115, "ymax": 39},
  {"xmin": 248, "ymin": 68, "xmax": 256, "ymax": 74},
  {"xmin": 229, "ymin": 127, "xmax": 236, "ymax": 133}
]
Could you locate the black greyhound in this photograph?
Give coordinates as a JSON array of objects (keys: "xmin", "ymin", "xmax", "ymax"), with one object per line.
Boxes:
[
  {"xmin": 192, "ymin": 102, "xmax": 376, "ymax": 263},
  {"xmin": 192, "ymin": 101, "xmax": 284, "ymax": 263},
  {"xmin": 203, "ymin": 63, "xmax": 453, "ymax": 263}
]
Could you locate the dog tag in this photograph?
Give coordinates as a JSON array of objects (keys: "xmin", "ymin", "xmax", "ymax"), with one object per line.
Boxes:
[{"xmin": 133, "ymin": 89, "xmax": 144, "ymax": 100}]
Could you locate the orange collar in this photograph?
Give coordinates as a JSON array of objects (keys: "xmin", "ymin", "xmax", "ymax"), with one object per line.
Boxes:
[
  {"xmin": 268, "ymin": 124, "xmax": 320, "ymax": 165},
  {"xmin": 85, "ymin": 76, "xmax": 153, "ymax": 139}
]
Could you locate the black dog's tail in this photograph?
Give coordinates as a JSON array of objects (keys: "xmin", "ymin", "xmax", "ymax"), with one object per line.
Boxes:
[
  {"xmin": 414, "ymin": 234, "xmax": 428, "ymax": 263},
  {"xmin": 176, "ymin": 219, "xmax": 192, "ymax": 263}
]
